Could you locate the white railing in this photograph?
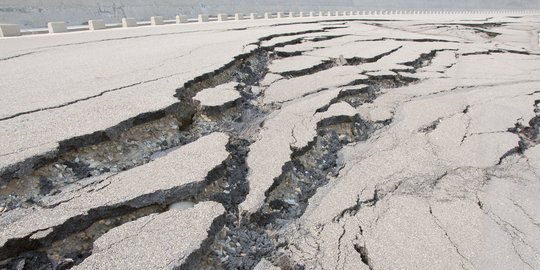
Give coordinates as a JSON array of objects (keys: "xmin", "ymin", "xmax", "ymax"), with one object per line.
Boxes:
[{"xmin": 1, "ymin": 9, "xmax": 540, "ymax": 37}]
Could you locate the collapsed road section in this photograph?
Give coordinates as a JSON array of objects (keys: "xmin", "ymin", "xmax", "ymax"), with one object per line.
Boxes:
[{"xmin": 1, "ymin": 14, "xmax": 540, "ymax": 270}]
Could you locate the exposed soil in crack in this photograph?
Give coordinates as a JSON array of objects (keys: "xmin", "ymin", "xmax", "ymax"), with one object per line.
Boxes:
[
  {"xmin": 261, "ymin": 115, "xmax": 375, "ymax": 223},
  {"xmin": 2, "ymin": 25, "xmax": 370, "ymax": 269},
  {"xmin": 255, "ymin": 28, "xmax": 347, "ymax": 49},
  {"xmin": 0, "ymin": 38, "xmax": 274, "ymax": 269},
  {"xmin": 342, "ymin": 73, "xmax": 418, "ymax": 92},
  {"xmin": 1, "ymin": 26, "xmax": 354, "ymax": 187},
  {"xmin": 274, "ymin": 45, "xmax": 403, "ymax": 80},
  {"xmin": 184, "ymin": 42, "xmax": 432, "ymax": 270},
  {"xmin": 401, "ymin": 49, "xmax": 458, "ymax": 71},
  {"xmin": 502, "ymin": 99, "xmax": 540, "ymax": 164},
  {"xmin": 1, "ymin": 22, "xmax": 442, "ymax": 270},
  {"xmin": 0, "ymin": 48, "xmax": 274, "ymax": 213},
  {"xmin": 190, "ymin": 114, "xmax": 379, "ymax": 270},
  {"xmin": 316, "ymin": 85, "xmax": 377, "ymax": 113}
]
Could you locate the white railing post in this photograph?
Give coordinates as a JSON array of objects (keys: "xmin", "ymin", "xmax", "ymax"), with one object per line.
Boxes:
[
  {"xmin": 176, "ymin": 15, "xmax": 187, "ymax": 23},
  {"xmin": 89, "ymin": 20, "xmax": 105, "ymax": 30},
  {"xmin": 48, "ymin": 21, "xmax": 67, "ymax": 33},
  {"xmin": 0, "ymin": 24, "xmax": 21, "ymax": 37}
]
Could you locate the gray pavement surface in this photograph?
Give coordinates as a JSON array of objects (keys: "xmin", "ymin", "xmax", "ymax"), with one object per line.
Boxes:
[
  {"xmin": 0, "ymin": 132, "xmax": 228, "ymax": 254},
  {"xmin": 1, "ymin": 12, "xmax": 540, "ymax": 270},
  {"xmin": 194, "ymin": 82, "xmax": 242, "ymax": 107},
  {"xmin": 74, "ymin": 201, "xmax": 225, "ymax": 270}
]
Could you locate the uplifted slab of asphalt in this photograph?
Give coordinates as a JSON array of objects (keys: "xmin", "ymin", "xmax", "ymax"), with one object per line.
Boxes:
[
  {"xmin": 0, "ymin": 132, "xmax": 229, "ymax": 249},
  {"xmin": 2, "ymin": 13, "xmax": 540, "ymax": 270},
  {"xmin": 74, "ymin": 201, "xmax": 224, "ymax": 270},
  {"xmin": 194, "ymin": 82, "xmax": 241, "ymax": 107},
  {"xmin": 263, "ymin": 66, "xmax": 367, "ymax": 103}
]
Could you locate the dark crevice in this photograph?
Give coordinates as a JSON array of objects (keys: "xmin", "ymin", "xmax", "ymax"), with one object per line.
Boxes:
[
  {"xmin": 354, "ymin": 243, "xmax": 374, "ymax": 270},
  {"xmin": 500, "ymin": 99, "xmax": 540, "ymax": 164},
  {"xmin": 275, "ymin": 50, "xmax": 304, "ymax": 58},
  {"xmin": 316, "ymin": 85, "xmax": 377, "ymax": 113},
  {"xmin": 345, "ymin": 45, "xmax": 403, "ymax": 65},
  {"xmin": 343, "ymin": 73, "xmax": 418, "ymax": 89},
  {"xmin": 333, "ymin": 193, "xmax": 376, "ymax": 223},
  {"xmin": 354, "ymin": 37, "xmax": 464, "ymax": 43},
  {"xmin": 1, "ymin": 177, "xmax": 211, "ymax": 266},
  {"xmin": 472, "ymin": 28, "xmax": 501, "ymax": 38},
  {"xmin": 1, "ymin": 20, "xmax": 468, "ymax": 270},
  {"xmin": 258, "ymin": 29, "xmax": 349, "ymax": 52},
  {"xmin": 187, "ymin": 65, "xmax": 416, "ymax": 268},
  {"xmin": 274, "ymin": 45, "xmax": 403, "ymax": 82},
  {"xmin": 2, "ymin": 27, "xmax": 311, "ymax": 268},
  {"xmin": 497, "ymin": 146, "xmax": 522, "ymax": 165},
  {"xmin": 196, "ymin": 114, "xmax": 377, "ymax": 270},
  {"xmin": 444, "ymin": 22, "xmax": 505, "ymax": 29},
  {"xmin": 175, "ymin": 212, "xmax": 227, "ymax": 270},
  {"xmin": 419, "ymin": 118, "xmax": 443, "ymax": 133},
  {"xmin": 255, "ymin": 27, "xmax": 341, "ymax": 47},
  {"xmin": 206, "ymin": 36, "xmax": 447, "ymax": 268},
  {"xmin": 178, "ymin": 138, "xmax": 251, "ymax": 270},
  {"xmin": 333, "ymin": 180, "xmax": 404, "ymax": 223},
  {"xmin": 461, "ymin": 49, "xmax": 540, "ymax": 56},
  {"xmin": 0, "ymin": 24, "xmax": 355, "ymax": 185},
  {"xmin": 273, "ymin": 34, "xmax": 349, "ymax": 58},
  {"xmin": 462, "ymin": 105, "xmax": 470, "ymax": 114},
  {"xmin": 423, "ymin": 22, "xmax": 505, "ymax": 38},
  {"xmin": 307, "ymin": 34, "xmax": 348, "ymax": 43},
  {"xmin": 1, "ymin": 37, "xmax": 275, "ymax": 269},
  {"xmin": 401, "ymin": 49, "xmax": 458, "ymax": 71},
  {"xmin": 0, "ymin": 48, "xmax": 262, "ymax": 183},
  {"xmin": 277, "ymin": 60, "xmax": 337, "ymax": 78},
  {"xmin": 0, "ymin": 49, "xmax": 270, "ymax": 213},
  {"xmin": 259, "ymin": 114, "xmax": 374, "ymax": 223}
]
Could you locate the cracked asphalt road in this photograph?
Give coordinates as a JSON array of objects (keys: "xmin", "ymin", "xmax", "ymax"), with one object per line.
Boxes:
[{"xmin": 1, "ymin": 13, "xmax": 540, "ymax": 270}]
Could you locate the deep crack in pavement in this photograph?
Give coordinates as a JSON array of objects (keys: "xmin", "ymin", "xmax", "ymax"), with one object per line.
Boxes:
[{"xmin": 1, "ymin": 13, "xmax": 540, "ymax": 270}]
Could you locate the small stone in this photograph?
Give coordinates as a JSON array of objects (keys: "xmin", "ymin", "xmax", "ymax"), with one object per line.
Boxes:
[
  {"xmin": 251, "ymin": 86, "xmax": 261, "ymax": 95},
  {"xmin": 168, "ymin": 201, "xmax": 195, "ymax": 210},
  {"xmin": 217, "ymin": 228, "xmax": 227, "ymax": 240}
]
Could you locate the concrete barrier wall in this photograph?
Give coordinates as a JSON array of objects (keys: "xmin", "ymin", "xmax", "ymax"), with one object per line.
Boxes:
[{"xmin": 1, "ymin": 0, "xmax": 540, "ymax": 28}]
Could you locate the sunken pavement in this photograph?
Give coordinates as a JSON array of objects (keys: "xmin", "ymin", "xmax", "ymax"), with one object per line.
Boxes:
[{"xmin": 1, "ymin": 13, "xmax": 540, "ymax": 270}]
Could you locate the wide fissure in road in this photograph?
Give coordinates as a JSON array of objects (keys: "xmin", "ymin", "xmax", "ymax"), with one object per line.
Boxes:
[{"xmin": 1, "ymin": 15, "xmax": 540, "ymax": 270}]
